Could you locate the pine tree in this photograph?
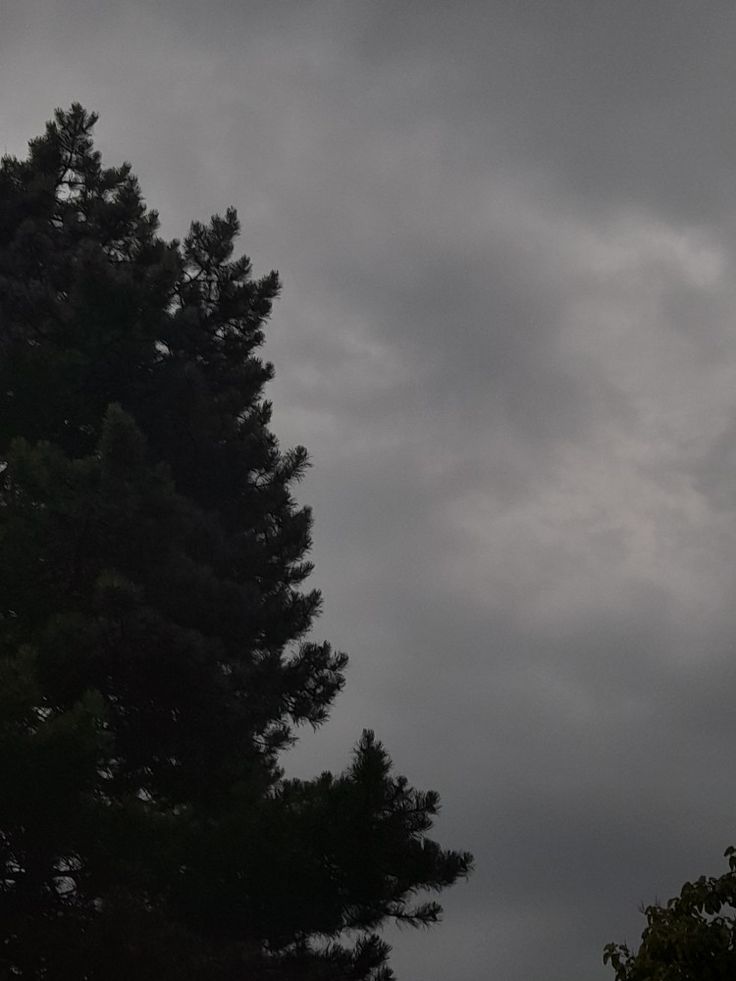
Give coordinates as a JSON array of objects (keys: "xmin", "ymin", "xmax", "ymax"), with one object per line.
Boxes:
[{"xmin": 0, "ymin": 105, "xmax": 472, "ymax": 980}]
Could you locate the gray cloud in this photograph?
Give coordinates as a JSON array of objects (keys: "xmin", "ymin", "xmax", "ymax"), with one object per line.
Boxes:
[{"xmin": 6, "ymin": 2, "xmax": 736, "ymax": 978}]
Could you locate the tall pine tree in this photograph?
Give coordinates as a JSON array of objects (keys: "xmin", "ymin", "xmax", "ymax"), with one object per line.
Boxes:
[{"xmin": 0, "ymin": 105, "xmax": 472, "ymax": 979}]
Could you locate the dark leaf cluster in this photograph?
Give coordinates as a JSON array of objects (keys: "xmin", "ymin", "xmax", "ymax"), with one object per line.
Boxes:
[{"xmin": 605, "ymin": 847, "xmax": 736, "ymax": 980}]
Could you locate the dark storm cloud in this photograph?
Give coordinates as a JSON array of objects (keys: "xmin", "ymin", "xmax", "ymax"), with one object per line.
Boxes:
[{"xmin": 5, "ymin": 2, "xmax": 736, "ymax": 979}]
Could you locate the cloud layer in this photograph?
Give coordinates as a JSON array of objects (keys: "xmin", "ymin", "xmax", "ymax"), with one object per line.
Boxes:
[{"xmin": 5, "ymin": 3, "xmax": 736, "ymax": 977}]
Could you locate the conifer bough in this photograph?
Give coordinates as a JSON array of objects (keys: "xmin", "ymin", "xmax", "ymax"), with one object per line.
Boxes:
[{"xmin": 0, "ymin": 105, "xmax": 472, "ymax": 980}]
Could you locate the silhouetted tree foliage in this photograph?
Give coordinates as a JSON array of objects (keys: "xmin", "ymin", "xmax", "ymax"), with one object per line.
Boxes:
[
  {"xmin": 0, "ymin": 105, "xmax": 472, "ymax": 980},
  {"xmin": 605, "ymin": 847, "xmax": 736, "ymax": 980}
]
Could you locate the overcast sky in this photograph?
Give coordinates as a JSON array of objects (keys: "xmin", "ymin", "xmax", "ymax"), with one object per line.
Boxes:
[{"xmin": 6, "ymin": 2, "xmax": 736, "ymax": 977}]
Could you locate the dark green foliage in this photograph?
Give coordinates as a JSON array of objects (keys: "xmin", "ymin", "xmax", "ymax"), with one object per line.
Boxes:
[
  {"xmin": 605, "ymin": 847, "xmax": 736, "ymax": 980},
  {"xmin": 0, "ymin": 105, "xmax": 472, "ymax": 979}
]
